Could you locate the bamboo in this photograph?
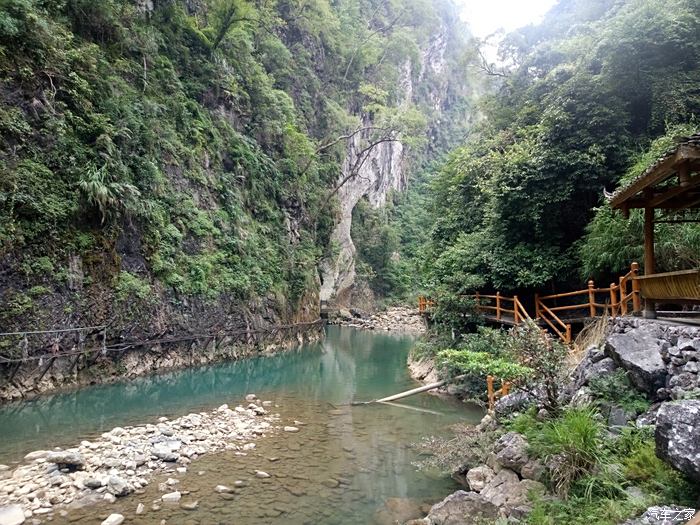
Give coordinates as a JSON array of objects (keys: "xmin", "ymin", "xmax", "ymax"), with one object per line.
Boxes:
[{"xmin": 353, "ymin": 374, "xmax": 467, "ymax": 405}]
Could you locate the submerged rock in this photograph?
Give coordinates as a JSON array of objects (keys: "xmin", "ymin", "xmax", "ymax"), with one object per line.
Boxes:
[{"xmin": 161, "ymin": 491, "xmax": 181, "ymax": 503}]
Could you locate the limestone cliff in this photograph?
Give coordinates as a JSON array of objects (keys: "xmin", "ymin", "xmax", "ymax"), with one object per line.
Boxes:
[{"xmin": 320, "ymin": 27, "xmax": 467, "ymax": 305}]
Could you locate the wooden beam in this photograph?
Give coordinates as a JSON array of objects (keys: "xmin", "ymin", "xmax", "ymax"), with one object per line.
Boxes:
[
  {"xmin": 610, "ymin": 144, "xmax": 700, "ymax": 209},
  {"xmin": 643, "ymin": 207, "xmax": 656, "ymax": 319},
  {"xmin": 647, "ymin": 172, "xmax": 700, "ymax": 207}
]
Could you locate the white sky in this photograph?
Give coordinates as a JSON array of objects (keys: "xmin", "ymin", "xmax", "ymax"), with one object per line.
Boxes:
[{"xmin": 458, "ymin": 0, "xmax": 559, "ymax": 39}]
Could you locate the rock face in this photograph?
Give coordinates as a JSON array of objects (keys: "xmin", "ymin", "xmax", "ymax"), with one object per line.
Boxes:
[
  {"xmin": 605, "ymin": 318, "xmax": 700, "ymax": 401},
  {"xmin": 319, "ymin": 28, "xmax": 458, "ymax": 305},
  {"xmin": 605, "ymin": 331, "xmax": 668, "ymax": 397},
  {"xmin": 425, "ymin": 490, "xmax": 499, "ymax": 525},
  {"xmin": 655, "ymin": 400, "xmax": 700, "ymax": 481},
  {"xmin": 319, "ymin": 127, "xmax": 406, "ymax": 304}
]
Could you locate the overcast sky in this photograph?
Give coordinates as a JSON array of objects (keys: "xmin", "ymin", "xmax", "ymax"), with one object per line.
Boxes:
[{"xmin": 458, "ymin": 0, "xmax": 558, "ymax": 39}]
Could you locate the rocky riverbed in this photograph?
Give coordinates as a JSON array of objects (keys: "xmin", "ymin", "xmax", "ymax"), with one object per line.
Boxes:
[
  {"xmin": 0, "ymin": 394, "xmax": 280, "ymax": 524},
  {"xmin": 328, "ymin": 306, "xmax": 426, "ymax": 333}
]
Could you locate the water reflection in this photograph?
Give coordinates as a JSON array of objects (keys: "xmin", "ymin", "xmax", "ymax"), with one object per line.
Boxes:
[{"xmin": 1, "ymin": 326, "xmax": 484, "ymax": 524}]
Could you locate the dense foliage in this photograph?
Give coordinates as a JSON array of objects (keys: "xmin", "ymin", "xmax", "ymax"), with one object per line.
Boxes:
[
  {"xmin": 416, "ymin": 0, "xmax": 700, "ymax": 302},
  {"xmin": 0, "ymin": 0, "xmax": 468, "ymax": 330}
]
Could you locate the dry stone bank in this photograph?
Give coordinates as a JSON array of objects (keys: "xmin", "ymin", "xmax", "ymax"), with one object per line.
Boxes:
[{"xmin": 0, "ymin": 395, "xmax": 277, "ymax": 523}]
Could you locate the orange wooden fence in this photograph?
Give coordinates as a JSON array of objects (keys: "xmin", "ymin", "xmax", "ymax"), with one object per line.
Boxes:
[{"xmin": 417, "ymin": 263, "xmax": 644, "ymax": 344}]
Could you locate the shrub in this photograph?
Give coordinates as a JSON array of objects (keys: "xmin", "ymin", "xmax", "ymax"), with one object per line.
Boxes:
[
  {"xmin": 412, "ymin": 423, "xmax": 502, "ymax": 475},
  {"xmin": 114, "ymin": 271, "xmax": 153, "ymax": 302},
  {"xmin": 529, "ymin": 406, "xmax": 604, "ymax": 497},
  {"xmin": 589, "ymin": 370, "xmax": 650, "ymax": 415}
]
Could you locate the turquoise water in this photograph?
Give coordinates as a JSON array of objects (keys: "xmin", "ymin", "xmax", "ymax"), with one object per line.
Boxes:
[{"xmin": 0, "ymin": 326, "xmax": 483, "ymax": 524}]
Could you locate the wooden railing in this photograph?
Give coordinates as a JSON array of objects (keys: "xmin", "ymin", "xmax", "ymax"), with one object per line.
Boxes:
[
  {"xmin": 474, "ymin": 292, "xmax": 532, "ymax": 324},
  {"xmin": 418, "ymin": 296, "xmax": 435, "ymax": 314},
  {"xmin": 487, "ymin": 375, "xmax": 511, "ymax": 412},
  {"xmin": 417, "ymin": 263, "xmax": 644, "ymax": 344},
  {"xmin": 611, "ymin": 262, "xmax": 642, "ymax": 315}
]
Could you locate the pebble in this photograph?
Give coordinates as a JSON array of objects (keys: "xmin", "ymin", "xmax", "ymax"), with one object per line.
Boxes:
[
  {"xmin": 0, "ymin": 398, "xmax": 277, "ymax": 519},
  {"xmin": 101, "ymin": 514, "xmax": 124, "ymax": 525},
  {"xmin": 283, "ymin": 426, "xmax": 299, "ymax": 433},
  {"xmin": 136, "ymin": 503, "xmax": 144, "ymax": 514},
  {"xmin": 255, "ymin": 471, "xmax": 271, "ymax": 479},
  {"xmin": 180, "ymin": 500, "xmax": 198, "ymax": 511},
  {"xmin": 161, "ymin": 491, "xmax": 181, "ymax": 503},
  {"xmin": 214, "ymin": 485, "xmax": 234, "ymax": 494}
]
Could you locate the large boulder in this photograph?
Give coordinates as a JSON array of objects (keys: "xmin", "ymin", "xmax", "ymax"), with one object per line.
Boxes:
[
  {"xmin": 655, "ymin": 400, "xmax": 700, "ymax": 481},
  {"xmin": 494, "ymin": 392, "xmax": 532, "ymax": 417},
  {"xmin": 605, "ymin": 331, "xmax": 667, "ymax": 397},
  {"xmin": 480, "ymin": 469, "xmax": 546, "ymax": 513},
  {"xmin": 46, "ymin": 450, "xmax": 84, "ymax": 469},
  {"xmin": 493, "ymin": 432, "xmax": 529, "ymax": 473},
  {"xmin": 425, "ymin": 491, "xmax": 499, "ymax": 525}
]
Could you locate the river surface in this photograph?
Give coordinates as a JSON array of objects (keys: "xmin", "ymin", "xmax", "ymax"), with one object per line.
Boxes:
[{"xmin": 0, "ymin": 326, "xmax": 483, "ymax": 524}]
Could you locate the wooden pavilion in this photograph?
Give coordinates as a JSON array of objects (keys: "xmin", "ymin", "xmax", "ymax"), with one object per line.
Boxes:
[{"xmin": 608, "ymin": 133, "xmax": 700, "ymax": 318}]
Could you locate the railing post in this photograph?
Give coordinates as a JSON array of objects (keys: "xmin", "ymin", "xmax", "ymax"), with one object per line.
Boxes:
[
  {"xmin": 475, "ymin": 291, "xmax": 480, "ymax": 314},
  {"xmin": 619, "ymin": 276, "xmax": 627, "ymax": 315},
  {"xmin": 535, "ymin": 293, "xmax": 540, "ymax": 319},
  {"xmin": 588, "ymin": 280, "xmax": 596, "ymax": 317},
  {"xmin": 496, "ymin": 292, "xmax": 501, "ymax": 320},
  {"xmin": 566, "ymin": 324, "xmax": 572, "ymax": 344},
  {"xmin": 609, "ymin": 283, "xmax": 617, "ymax": 317},
  {"xmin": 501, "ymin": 381, "xmax": 511, "ymax": 397},
  {"xmin": 514, "ymin": 295, "xmax": 520, "ymax": 324},
  {"xmin": 487, "ymin": 375, "xmax": 495, "ymax": 412},
  {"xmin": 631, "ymin": 262, "xmax": 641, "ymax": 313}
]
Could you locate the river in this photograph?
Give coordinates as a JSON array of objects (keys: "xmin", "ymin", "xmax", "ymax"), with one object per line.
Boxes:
[{"xmin": 0, "ymin": 326, "xmax": 483, "ymax": 524}]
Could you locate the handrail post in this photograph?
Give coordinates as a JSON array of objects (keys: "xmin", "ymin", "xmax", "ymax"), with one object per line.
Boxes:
[
  {"xmin": 496, "ymin": 292, "xmax": 501, "ymax": 320},
  {"xmin": 535, "ymin": 293, "xmax": 540, "ymax": 319},
  {"xmin": 631, "ymin": 262, "xmax": 641, "ymax": 313},
  {"xmin": 619, "ymin": 275, "xmax": 627, "ymax": 315},
  {"xmin": 588, "ymin": 280, "xmax": 596, "ymax": 317},
  {"xmin": 566, "ymin": 324, "xmax": 572, "ymax": 344},
  {"xmin": 514, "ymin": 295, "xmax": 520, "ymax": 324},
  {"xmin": 475, "ymin": 291, "xmax": 480, "ymax": 314},
  {"xmin": 609, "ymin": 283, "xmax": 617, "ymax": 317},
  {"xmin": 487, "ymin": 375, "xmax": 495, "ymax": 412}
]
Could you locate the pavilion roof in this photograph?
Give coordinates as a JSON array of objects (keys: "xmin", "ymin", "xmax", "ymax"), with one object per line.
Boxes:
[{"xmin": 609, "ymin": 133, "xmax": 700, "ymax": 214}]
